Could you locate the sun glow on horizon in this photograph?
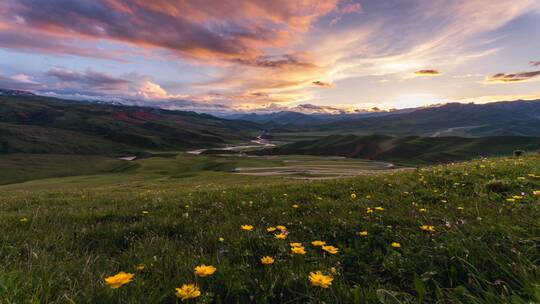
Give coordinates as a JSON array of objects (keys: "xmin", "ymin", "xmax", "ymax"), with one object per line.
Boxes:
[{"xmin": 0, "ymin": 0, "xmax": 539, "ymax": 114}]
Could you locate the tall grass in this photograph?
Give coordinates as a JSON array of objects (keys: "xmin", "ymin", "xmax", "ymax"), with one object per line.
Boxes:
[{"xmin": 0, "ymin": 155, "xmax": 539, "ymax": 303}]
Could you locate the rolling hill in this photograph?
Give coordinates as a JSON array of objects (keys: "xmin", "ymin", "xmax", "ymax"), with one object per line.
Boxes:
[
  {"xmin": 0, "ymin": 93, "xmax": 260, "ymax": 155},
  {"xmin": 269, "ymin": 100, "xmax": 540, "ymax": 137},
  {"xmin": 257, "ymin": 134, "xmax": 540, "ymax": 164}
]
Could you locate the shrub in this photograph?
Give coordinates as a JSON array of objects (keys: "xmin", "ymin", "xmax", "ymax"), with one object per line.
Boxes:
[{"xmin": 513, "ymin": 150, "xmax": 524, "ymax": 157}]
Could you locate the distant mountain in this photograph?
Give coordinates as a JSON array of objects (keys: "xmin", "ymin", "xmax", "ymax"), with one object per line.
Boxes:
[
  {"xmin": 256, "ymin": 134, "xmax": 540, "ymax": 165},
  {"xmin": 226, "ymin": 111, "xmax": 327, "ymax": 125},
  {"xmin": 277, "ymin": 100, "xmax": 540, "ymax": 137},
  {"xmin": 225, "ymin": 109, "xmax": 419, "ymax": 125},
  {"xmin": 0, "ymin": 89, "xmax": 36, "ymax": 97},
  {"xmin": 0, "ymin": 94, "xmax": 260, "ymax": 155}
]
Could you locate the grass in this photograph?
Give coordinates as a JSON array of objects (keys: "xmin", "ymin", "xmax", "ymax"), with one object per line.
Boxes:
[
  {"xmin": 0, "ymin": 154, "xmax": 135, "ymax": 185},
  {"xmin": 259, "ymin": 134, "xmax": 540, "ymax": 165},
  {"xmin": 0, "ymin": 154, "xmax": 539, "ymax": 303}
]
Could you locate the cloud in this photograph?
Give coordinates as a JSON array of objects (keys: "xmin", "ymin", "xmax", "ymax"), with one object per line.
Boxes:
[
  {"xmin": 241, "ymin": 102, "xmax": 357, "ymax": 114},
  {"xmin": 530, "ymin": 61, "xmax": 540, "ymax": 67},
  {"xmin": 43, "ymin": 67, "xmax": 193, "ymax": 101},
  {"xmin": 312, "ymin": 81, "xmax": 335, "ymax": 88},
  {"xmin": 47, "ymin": 67, "xmax": 132, "ymax": 91},
  {"xmin": 452, "ymin": 73, "xmax": 483, "ymax": 78},
  {"xmin": 236, "ymin": 54, "xmax": 317, "ymax": 69},
  {"xmin": 338, "ymin": 3, "xmax": 363, "ymax": 14},
  {"xmin": 0, "ymin": 71, "xmax": 43, "ymax": 90},
  {"xmin": 485, "ymin": 71, "xmax": 540, "ymax": 83},
  {"xmin": 1, "ymin": 0, "xmax": 339, "ymax": 62},
  {"xmin": 458, "ymin": 93, "xmax": 540, "ymax": 104},
  {"xmin": 0, "ymin": 26, "xmax": 131, "ymax": 61},
  {"xmin": 414, "ymin": 69, "xmax": 441, "ymax": 76},
  {"xmin": 136, "ymin": 80, "xmax": 168, "ymax": 99},
  {"xmin": 1, "ymin": 0, "xmax": 538, "ymax": 112}
]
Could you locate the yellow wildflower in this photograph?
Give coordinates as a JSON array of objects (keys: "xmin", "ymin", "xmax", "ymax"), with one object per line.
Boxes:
[
  {"xmin": 308, "ymin": 271, "xmax": 333, "ymax": 288},
  {"xmin": 292, "ymin": 204, "xmax": 299, "ymax": 208},
  {"xmin": 322, "ymin": 245, "xmax": 339, "ymax": 254},
  {"xmin": 266, "ymin": 227, "xmax": 276, "ymax": 232},
  {"xmin": 311, "ymin": 240, "xmax": 326, "ymax": 246},
  {"xmin": 358, "ymin": 231, "xmax": 368, "ymax": 236},
  {"xmin": 19, "ymin": 217, "xmax": 28, "ymax": 222},
  {"xmin": 366, "ymin": 208, "xmax": 373, "ymax": 214},
  {"xmin": 419, "ymin": 225, "xmax": 435, "ymax": 232},
  {"xmin": 374, "ymin": 206, "xmax": 385, "ymax": 211},
  {"xmin": 260, "ymin": 256, "xmax": 275, "ymax": 265},
  {"xmin": 291, "ymin": 246, "xmax": 306, "ymax": 255},
  {"xmin": 194, "ymin": 264, "xmax": 216, "ymax": 277},
  {"xmin": 276, "ymin": 225, "xmax": 287, "ymax": 231},
  {"xmin": 241, "ymin": 225, "xmax": 254, "ymax": 231},
  {"xmin": 350, "ymin": 193, "xmax": 357, "ymax": 199},
  {"xmin": 506, "ymin": 198, "xmax": 516, "ymax": 203},
  {"xmin": 391, "ymin": 242, "xmax": 401, "ymax": 248},
  {"xmin": 136, "ymin": 264, "xmax": 145, "ymax": 271},
  {"xmin": 275, "ymin": 233, "xmax": 287, "ymax": 240},
  {"xmin": 419, "ymin": 208, "xmax": 427, "ymax": 213},
  {"xmin": 141, "ymin": 210, "xmax": 149, "ymax": 215},
  {"xmin": 289, "ymin": 242, "xmax": 302, "ymax": 247},
  {"xmin": 175, "ymin": 284, "xmax": 201, "ymax": 301},
  {"xmin": 533, "ymin": 190, "xmax": 540, "ymax": 196},
  {"xmin": 218, "ymin": 237, "xmax": 224, "ymax": 242},
  {"xmin": 104, "ymin": 272, "xmax": 134, "ymax": 289},
  {"xmin": 457, "ymin": 206, "xmax": 464, "ymax": 211}
]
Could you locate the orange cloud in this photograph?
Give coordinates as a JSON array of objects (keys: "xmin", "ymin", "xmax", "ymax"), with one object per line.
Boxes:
[
  {"xmin": 3, "ymin": 0, "xmax": 340, "ymax": 63},
  {"xmin": 486, "ymin": 71, "xmax": 540, "ymax": 83},
  {"xmin": 414, "ymin": 69, "xmax": 441, "ymax": 76}
]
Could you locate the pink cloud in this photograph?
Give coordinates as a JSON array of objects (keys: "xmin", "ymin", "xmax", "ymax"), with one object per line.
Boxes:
[
  {"xmin": 0, "ymin": 0, "xmax": 339, "ymax": 63},
  {"xmin": 339, "ymin": 3, "xmax": 363, "ymax": 14}
]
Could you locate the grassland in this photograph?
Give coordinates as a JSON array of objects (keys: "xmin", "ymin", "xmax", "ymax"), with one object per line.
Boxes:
[
  {"xmin": 259, "ymin": 134, "xmax": 540, "ymax": 165},
  {"xmin": 0, "ymin": 153, "xmax": 539, "ymax": 303},
  {"xmin": 0, "ymin": 153, "xmax": 399, "ymax": 189}
]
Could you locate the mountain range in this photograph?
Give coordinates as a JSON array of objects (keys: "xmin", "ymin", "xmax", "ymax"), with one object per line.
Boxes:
[
  {"xmin": 267, "ymin": 100, "xmax": 540, "ymax": 137},
  {"xmin": 1, "ymin": 89, "xmax": 540, "ymax": 159},
  {"xmin": 0, "ymin": 92, "xmax": 260, "ymax": 154}
]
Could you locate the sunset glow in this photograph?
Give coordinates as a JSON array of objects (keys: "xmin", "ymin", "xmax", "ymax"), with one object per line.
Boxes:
[{"xmin": 1, "ymin": 0, "xmax": 539, "ymax": 113}]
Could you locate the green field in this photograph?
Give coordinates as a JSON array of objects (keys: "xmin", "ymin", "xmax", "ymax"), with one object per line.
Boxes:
[
  {"xmin": 1, "ymin": 153, "xmax": 539, "ymax": 303},
  {"xmin": 259, "ymin": 134, "xmax": 540, "ymax": 166}
]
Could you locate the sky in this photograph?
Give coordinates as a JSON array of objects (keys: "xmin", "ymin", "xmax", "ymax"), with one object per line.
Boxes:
[{"xmin": 0, "ymin": 0, "xmax": 540, "ymax": 114}]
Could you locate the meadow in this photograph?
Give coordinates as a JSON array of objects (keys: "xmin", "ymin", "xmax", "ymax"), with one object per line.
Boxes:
[{"xmin": 0, "ymin": 154, "xmax": 539, "ymax": 303}]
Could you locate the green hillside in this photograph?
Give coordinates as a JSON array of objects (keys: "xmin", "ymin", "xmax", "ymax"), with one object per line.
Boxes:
[
  {"xmin": 0, "ymin": 154, "xmax": 539, "ymax": 303},
  {"xmin": 0, "ymin": 95, "xmax": 260, "ymax": 154},
  {"xmin": 272, "ymin": 100, "xmax": 540, "ymax": 137},
  {"xmin": 258, "ymin": 134, "xmax": 540, "ymax": 165}
]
